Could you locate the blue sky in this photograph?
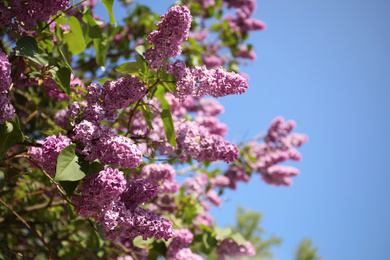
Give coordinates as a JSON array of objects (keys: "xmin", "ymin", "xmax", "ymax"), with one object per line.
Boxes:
[{"xmin": 96, "ymin": 0, "xmax": 390, "ymax": 259}]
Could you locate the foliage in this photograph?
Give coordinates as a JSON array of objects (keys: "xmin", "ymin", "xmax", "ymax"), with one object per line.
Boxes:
[{"xmin": 0, "ymin": 0, "xmax": 316, "ymax": 259}]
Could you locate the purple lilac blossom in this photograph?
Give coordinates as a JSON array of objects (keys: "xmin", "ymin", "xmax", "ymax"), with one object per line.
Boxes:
[
  {"xmin": 84, "ymin": 77, "xmax": 146, "ymax": 121},
  {"xmin": 175, "ymin": 66, "xmax": 248, "ymax": 101},
  {"xmin": 140, "ymin": 163, "xmax": 179, "ymax": 193},
  {"xmin": 41, "ymin": 134, "xmax": 72, "ymax": 176},
  {"xmin": 210, "ymin": 175, "xmax": 230, "ymax": 188},
  {"xmin": 197, "ymin": 98, "xmax": 224, "ymax": 116},
  {"xmin": 194, "ymin": 212, "xmax": 214, "ymax": 226},
  {"xmin": 167, "ymin": 229, "xmax": 204, "ymax": 260},
  {"xmin": 120, "ymin": 179, "xmax": 158, "ymax": 209},
  {"xmin": 216, "ymin": 239, "xmax": 256, "ymax": 260},
  {"xmin": 190, "ymin": 30, "xmax": 208, "ymax": 42},
  {"xmin": 235, "ymin": 45, "xmax": 257, "ymax": 60},
  {"xmin": 144, "ymin": 5, "xmax": 192, "ymax": 68},
  {"xmin": 72, "ymin": 167, "xmax": 127, "ymax": 219},
  {"xmin": 206, "ymin": 189, "xmax": 222, "ymax": 206},
  {"xmin": 0, "ymin": 49, "xmax": 15, "ymax": 123},
  {"xmin": 248, "ymin": 116, "xmax": 308, "ymax": 186},
  {"xmin": 73, "ymin": 120, "xmax": 143, "ymax": 169},
  {"xmin": 182, "ymin": 173, "xmax": 208, "ymax": 196},
  {"xmin": 225, "ymin": 166, "xmax": 250, "ymax": 190},
  {"xmin": 175, "ymin": 120, "xmax": 238, "ymax": 163},
  {"xmin": 99, "ymin": 202, "xmax": 173, "ymax": 242},
  {"xmin": 0, "ymin": 0, "xmax": 70, "ymax": 34},
  {"xmin": 202, "ymin": 55, "xmax": 224, "ymax": 69}
]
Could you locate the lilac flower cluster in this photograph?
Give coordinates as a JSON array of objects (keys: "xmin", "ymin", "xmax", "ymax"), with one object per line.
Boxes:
[
  {"xmin": 174, "ymin": 66, "xmax": 248, "ymax": 101},
  {"xmin": 0, "ymin": 0, "xmax": 70, "ymax": 34},
  {"xmin": 249, "ymin": 116, "xmax": 308, "ymax": 186},
  {"xmin": 72, "ymin": 167, "xmax": 127, "ymax": 219},
  {"xmin": 235, "ymin": 45, "xmax": 257, "ymax": 60},
  {"xmin": 224, "ymin": 0, "xmax": 266, "ymax": 34},
  {"xmin": 85, "ymin": 76, "xmax": 146, "ymax": 122},
  {"xmin": 41, "ymin": 134, "xmax": 72, "ymax": 176},
  {"xmin": 0, "ymin": 50, "xmax": 15, "ymax": 124},
  {"xmin": 216, "ymin": 238, "xmax": 256, "ymax": 260},
  {"xmin": 140, "ymin": 163, "xmax": 179, "ymax": 193},
  {"xmin": 224, "ymin": 166, "xmax": 250, "ymax": 190},
  {"xmin": 167, "ymin": 229, "xmax": 203, "ymax": 260},
  {"xmin": 73, "ymin": 120, "xmax": 142, "ymax": 169},
  {"xmin": 73, "ymin": 169, "xmax": 173, "ymax": 242},
  {"xmin": 175, "ymin": 120, "xmax": 238, "ymax": 163},
  {"xmin": 202, "ymin": 55, "xmax": 224, "ymax": 69},
  {"xmin": 144, "ymin": 5, "xmax": 192, "ymax": 68}
]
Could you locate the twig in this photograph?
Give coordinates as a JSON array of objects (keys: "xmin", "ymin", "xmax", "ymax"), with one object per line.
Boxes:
[{"xmin": 0, "ymin": 198, "xmax": 50, "ymax": 249}]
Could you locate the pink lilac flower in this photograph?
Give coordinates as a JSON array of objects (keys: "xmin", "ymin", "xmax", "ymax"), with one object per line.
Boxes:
[
  {"xmin": 165, "ymin": 92, "xmax": 195, "ymax": 119},
  {"xmin": 73, "ymin": 120, "xmax": 143, "ymax": 169},
  {"xmin": 0, "ymin": 49, "xmax": 15, "ymax": 123},
  {"xmin": 0, "ymin": 50, "xmax": 12, "ymax": 93},
  {"xmin": 190, "ymin": 31, "xmax": 208, "ymax": 42},
  {"xmin": 235, "ymin": 45, "xmax": 256, "ymax": 60},
  {"xmin": 195, "ymin": 115, "xmax": 228, "ymax": 138},
  {"xmin": 224, "ymin": 0, "xmax": 257, "ymax": 15},
  {"xmin": 0, "ymin": 94, "xmax": 15, "ymax": 124},
  {"xmin": 120, "ymin": 179, "xmax": 158, "ymax": 209},
  {"xmin": 0, "ymin": 0, "xmax": 70, "ymax": 34},
  {"xmin": 216, "ymin": 239, "xmax": 256, "ymax": 260},
  {"xmin": 248, "ymin": 116, "xmax": 308, "ymax": 186},
  {"xmin": 194, "ymin": 212, "xmax": 214, "ymax": 226},
  {"xmin": 262, "ymin": 165, "xmax": 300, "ymax": 186},
  {"xmin": 225, "ymin": 166, "xmax": 250, "ymax": 190},
  {"xmin": 182, "ymin": 173, "xmax": 208, "ymax": 196},
  {"xmin": 175, "ymin": 66, "xmax": 248, "ymax": 101},
  {"xmin": 167, "ymin": 229, "xmax": 203, "ymax": 260},
  {"xmin": 84, "ymin": 77, "xmax": 146, "ymax": 121},
  {"xmin": 224, "ymin": 3, "xmax": 266, "ymax": 35},
  {"xmin": 206, "ymin": 189, "xmax": 222, "ymax": 206},
  {"xmin": 210, "ymin": 175, "xmax": 230, "ymax": 188},
  {"xmin": 144, "ymin": 5, "xmax": 192, "ymax": 68},
  {"xmin": 140, "ymin": 163, "xmax": 179, "ymax": 193},
  {"xmin": 166, "ymin": 59, "xmax": 187, "ymax": 81},
  {"xmin": 41, "ymin": 134, "xmax": 72, "ymax": 176},
  {"xmin": 100, "ymin": 76, "xmax": 146, "ymax": 120},
  {"xmin": 202, "ymin": 55, "xmax": 224, "ymax": 69},
  {"xmin": 197, "ymin": 98, "xmax": 224, "ymax": 116},
  {"xmin": 72, "ymin": 167, "xmax": 127, "ymax": 219},
  {"xmin": 175, "ymin": 120, "xmax": 238, "ymax": 163},
  {"xmin": 99, "ymin": 202, "xmax": 173, "ymax": 242}
]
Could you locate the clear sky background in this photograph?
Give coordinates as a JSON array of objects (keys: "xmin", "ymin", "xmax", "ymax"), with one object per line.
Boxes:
[{"xmin": 95, "ymin": 1, "xmax": 390, "ymax": 259}]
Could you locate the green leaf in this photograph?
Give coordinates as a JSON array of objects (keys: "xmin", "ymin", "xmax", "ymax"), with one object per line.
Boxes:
[
  {"xmin": 68, "ymin": 203, "xmax": 77, "ymax": 220},
  {"xmin": 93, "ymin": 34, "xmax": 109, "ymax": 67},
  {"xmin": 63, "ymin": 16, "xmax": 86, "ymax": 55},
  {"xmin": 101, "ymin": 0, "xmax": 116, "ymax": 25},
  {"xmin": 135, "ymin": 45, "xmax": 146, "ymax": 58},
  {"xmin": 56, "ymin": 67, "xmax": 71, "ymax": 95},
  {"xmin": 214, "ymin": 226, "xmax": 232, "ymax": 238},
  {"xmin": 88, "ymin": 161, "xmax": 103, "ymax": 175},
  {"xmin": 15, "ymin": 37, "xmax": 49, "ymax": 66},
  {"xmin": 160, "ymin": 109, "xmax": 176, "ymax": 148},
  {"xmin": 0, "ymin": 170, "xmax": 4, "ymax": 190},
  {"xmin": 54, "ymin": 144, "xmax": 88, "ymax": 182},
  {"xmin": 88, "ymin": 229, "xmax": 101, "ymax": 249},
  {"xmin": 154, "ymin": 85, "xmax": 171, "ymax": 110},
  {"xmin": 140, "ymin": 105, "xmax": 154, "ymax": 130},
  {"xmin": 41, "ymin": 127, "xmax": 67, "ymax": 136},
  {"xmin": 114, "ymin": 62, "xmax": 143, "ymax": 74},
  {"xmin": 162, "ymin": 81, "xmax": 176, "ymax": 92},
  {"xmin": 231, "ymin": 232, "xmax": 247, "ymax": 246},
  {"xmin": 0, "ymin": 115, "xmax": 24, "ymax": 161},
  {"xmin": 60, "ymin": 180, "xmax": 80, "ymax": 197},
  {"xmin": 82, "ymin": 8, "xmax": 103, "ymax": 39}
]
